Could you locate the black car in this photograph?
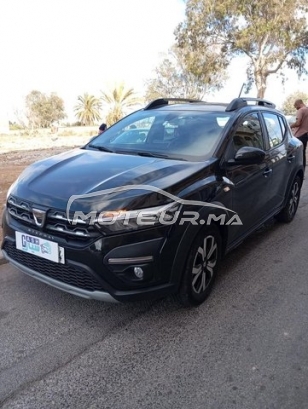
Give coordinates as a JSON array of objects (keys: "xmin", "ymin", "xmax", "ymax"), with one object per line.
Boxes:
[{"xmin": 1, "ymin": 97, "xmax": 304, "ymax": 306}]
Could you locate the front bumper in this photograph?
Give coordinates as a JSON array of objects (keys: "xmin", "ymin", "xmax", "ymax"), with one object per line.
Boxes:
[
  {"xmin": 2, "ymin": 249, "xmax": 118, "ymax": 302},
  {"xmin": 1, "ymin": 209, "xmax": 179, "ymax": 302}
]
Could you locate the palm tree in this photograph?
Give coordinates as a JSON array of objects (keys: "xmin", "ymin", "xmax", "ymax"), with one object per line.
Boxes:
[
  {"xmin": 101, "ymin": 83, "xmax": 142, "ymax": 126},
  {"xmin": 74, "ymin": 93, "xmax": 102, "ymax": 126}
]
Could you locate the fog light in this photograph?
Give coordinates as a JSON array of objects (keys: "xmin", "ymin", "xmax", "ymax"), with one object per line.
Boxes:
[{"xmin": 134, "ymin": 267, "xmax": 144, "ymax": 279}]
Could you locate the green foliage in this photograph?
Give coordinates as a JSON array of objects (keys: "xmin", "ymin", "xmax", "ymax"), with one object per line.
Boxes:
[
  {"xmin": 9, "ymin": 121, "xmax": 24, "ymax": 131},
  {"xmin": 74, "ymin": 93, "xmax": 102, "ymax": 126},
  {"xmin": 101, "ymin": 83, "xmax": 142, "ymax": 125},
  {"xmin": 25, "ymin": 90, "xmax": 66, "ymax": 128},
  {"xmin": 145, "ymin": 46, "xmax": 226, "ymax": 102},
  {"xmin": 281, "ymin": 91, "xmax": 308, "ymax": 115},
  {"xmin": 176, "ymin": 0, "xmax": 308, "ymax": 98}
]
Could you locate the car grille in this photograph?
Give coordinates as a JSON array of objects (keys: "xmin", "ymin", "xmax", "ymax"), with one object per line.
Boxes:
[
  {"xmin": 3, "ymin": 241, "xmax": 105, "ymax": 292},
  {"xmin": 7, "ymin": 196, "xmax": 100, "ymax": 241}
]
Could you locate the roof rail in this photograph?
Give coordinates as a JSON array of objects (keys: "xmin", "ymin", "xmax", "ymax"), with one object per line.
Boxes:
[
  {"xmin": 144, "ymin": 98, "xmax": 203, "ymax": 110},
  {"xmin": 226, "ymin": 97, "xmax": 276, "ymax": 112}
]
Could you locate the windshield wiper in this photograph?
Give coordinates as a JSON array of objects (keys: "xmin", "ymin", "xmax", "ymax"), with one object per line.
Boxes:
[
  {"xmin": 88, "ymin": 144, "xmax": 114, "ymax": 153},
  {"xmin": 133, "ymin": 151, "xmax": 170, "ymax": 159}
]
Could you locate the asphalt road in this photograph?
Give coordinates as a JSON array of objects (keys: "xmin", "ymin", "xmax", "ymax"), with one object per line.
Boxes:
[{"xmin": 1, "ymin": 182, "xmax": 308, "ymax": 409}]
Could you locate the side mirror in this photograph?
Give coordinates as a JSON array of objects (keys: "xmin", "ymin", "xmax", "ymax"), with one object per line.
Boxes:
[{"xmin": 228, "ymin": 146, "xmax": 266, "ymax": 165}]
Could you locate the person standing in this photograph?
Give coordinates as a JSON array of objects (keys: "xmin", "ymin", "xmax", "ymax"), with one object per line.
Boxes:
[{"xmin": 290, "ymin": 99, "xmax": 308, "ymax": 169}]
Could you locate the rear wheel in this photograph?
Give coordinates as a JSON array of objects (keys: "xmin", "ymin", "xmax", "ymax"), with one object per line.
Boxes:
[
  {"xmin": 276, "ymin": 176, "xmax": 301, "ymax": 223},
  {"xmin": 177, "ymin": 225, "xmax": 221, "ymax": 307}
]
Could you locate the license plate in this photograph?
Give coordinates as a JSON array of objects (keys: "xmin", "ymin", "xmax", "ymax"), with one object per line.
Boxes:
[{"xmin": 15, "ymin": 232, "xmax": 65, "ymax": 264}]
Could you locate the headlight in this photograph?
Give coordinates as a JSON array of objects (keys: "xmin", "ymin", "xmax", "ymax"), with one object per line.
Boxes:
[{"xmin": 95, "ymin": 202, "xmax": 181, "ymax": 233}]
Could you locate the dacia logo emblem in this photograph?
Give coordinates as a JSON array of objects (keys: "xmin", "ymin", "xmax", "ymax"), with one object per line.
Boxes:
[{"xmin": 32, "ymin": 208, "xmax": 46, "ymax": 227}]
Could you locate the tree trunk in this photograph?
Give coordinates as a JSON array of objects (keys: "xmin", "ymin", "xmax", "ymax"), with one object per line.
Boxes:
[
  {"xmin": 255, "ymin": 71, "xmax": 267, "ymax": 99},
  {"xmin": 257, "ymin": 87, "xmax": 266, "ymax": 99}
]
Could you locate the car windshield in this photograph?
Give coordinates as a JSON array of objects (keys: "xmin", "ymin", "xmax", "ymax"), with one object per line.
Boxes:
[{"xmin": 88, "ymin": 109, "xmax": 233, "ymax": 161}]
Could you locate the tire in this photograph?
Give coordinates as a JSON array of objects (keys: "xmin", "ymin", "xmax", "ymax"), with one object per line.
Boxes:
[
  {"xmin": 276, "ymin": 176, "xmax": 301, "ymax": 223},
  {"xmin": 177, "ymin": 225, "xmax": 222, "ymax": 307}
]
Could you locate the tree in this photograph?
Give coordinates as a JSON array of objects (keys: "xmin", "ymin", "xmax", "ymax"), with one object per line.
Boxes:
[
  {"xmin": 145, "ymin": 46, "xmax": 226, "ymax": 102},
  {"xmin": 25, "ymin": 90, "xmax": 66, "ymax": 128},
  {"xmin": 176, "ymin": 0, "xmax": 308, "ymax": 98},
  {"xmin": 281, "ymin": 91, "xmax": 308, "ymax": 115},
  {"xmin": 9, "ymin": 121, "xmax": 23, "ymax": 131},
  {"xmin": 74, "ymin": 93, "xmax": 102, "ymax": 126},
  {"xmin": 101, "ymin": 83, "xmax": 142, "ymax": 125}
]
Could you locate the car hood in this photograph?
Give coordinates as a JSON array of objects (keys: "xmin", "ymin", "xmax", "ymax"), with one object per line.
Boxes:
[{"xmin": 11, "ymin": 149, "xmax": 215, "ymax": 210}]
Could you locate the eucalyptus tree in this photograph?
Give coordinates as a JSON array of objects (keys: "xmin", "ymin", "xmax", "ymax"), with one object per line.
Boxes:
[
  {"xmin": 176, "ymin": 0, "xmax": 308, "ymax": 98},
  {"xmin": 145, "ymin": 45, "xmax": 226, "ymax": 102}
]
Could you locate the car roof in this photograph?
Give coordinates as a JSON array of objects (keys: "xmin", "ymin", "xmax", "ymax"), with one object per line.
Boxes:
[
  {"xmin": 143, "ymin": 97, "xmax": 277, "ymax": 114},
  {"xmin": 150, "ymin": 103, "xmax": 229, "ymax": 112}
]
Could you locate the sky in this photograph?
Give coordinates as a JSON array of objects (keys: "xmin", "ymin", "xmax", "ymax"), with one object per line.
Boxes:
[{"xmin": 0, "ymin": 0, "xmax": 307, "ymax": 123}]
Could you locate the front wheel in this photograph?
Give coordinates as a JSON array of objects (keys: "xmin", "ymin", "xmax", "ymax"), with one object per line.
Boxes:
[
  {"xmin": 177, "ymin": 225, "xmax": 221, "ymax": 307},
  {"xmin": 276, "ymin": 176, "xmax": 302, "ymax": 223}
]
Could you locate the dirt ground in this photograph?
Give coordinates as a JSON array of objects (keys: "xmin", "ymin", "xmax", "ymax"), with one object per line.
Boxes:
[{"xmin": 0, "ymin": 147, "xmax": 76, "ymax": 244}]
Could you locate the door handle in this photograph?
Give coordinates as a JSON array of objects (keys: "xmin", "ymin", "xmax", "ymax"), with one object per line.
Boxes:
[
  {"xmin": 287, "ymin": 155, "xmax": 295, "ymax": 163},
  {"xmin": 263, "ymin": 168, "xmax": 273, "ymax": 177}
]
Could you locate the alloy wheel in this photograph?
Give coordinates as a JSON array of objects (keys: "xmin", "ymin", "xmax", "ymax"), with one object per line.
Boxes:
[
  {"xmin": 192, "ymin": 235, "xmax": 218, "ymax": 294},
  {"xmin": 288, "ymin": 180, "xmax": 300, "ymax": 218}
]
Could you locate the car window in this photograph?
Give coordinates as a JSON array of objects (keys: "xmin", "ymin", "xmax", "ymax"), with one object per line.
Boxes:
[
  {"xmin": 89, "ymin": 109, "xmax": 233, "ymax": 161},
  {"xmin": 262, "ymin": 112, "xmax": 284, "ymax": 148},
  {"xmin": 232, "ymin": 113, "xmax": 264, "ymax": 151},
  {"xmin": 278, "ymin": 116, "xmax": 286, "ymax": 137}
]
